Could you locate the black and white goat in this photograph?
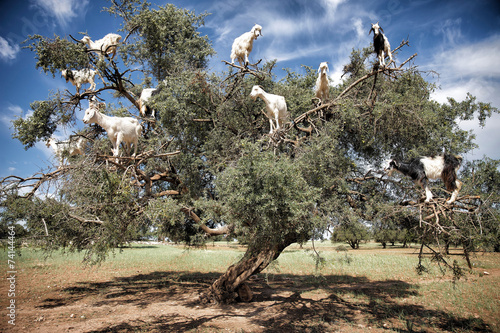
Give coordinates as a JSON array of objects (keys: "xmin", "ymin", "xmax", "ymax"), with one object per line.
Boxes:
[
  {"xmin": 369, "ymin": 22, "xmax": 392, "ymax": 68},
  {"xmin": 385, "ymin": 153, "xmax": 463, "ymax": 204},
  {"xmin": 61, "ymin": 68, "xmax": 96, "ymax": 94}
]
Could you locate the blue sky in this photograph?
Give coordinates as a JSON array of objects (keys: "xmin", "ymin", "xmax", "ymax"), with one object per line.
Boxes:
[{"xmin": 1, "ymin": 0, "xmax": 499, "ymax": 182}]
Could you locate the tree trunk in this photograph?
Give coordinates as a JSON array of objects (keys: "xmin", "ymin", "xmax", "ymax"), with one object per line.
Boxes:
[{"xmin": 203, "ymin": 242, "xmax": 292, "ymax": 304}]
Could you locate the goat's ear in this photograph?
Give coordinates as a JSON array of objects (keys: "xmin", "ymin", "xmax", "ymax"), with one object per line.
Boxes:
[
  {"xmin": 369, "ymin": 28, "xmax": 373, "ymax": 35},
  {"xmin": 379, "ymin": 26, "xmax": 384, "ymax": 33}
]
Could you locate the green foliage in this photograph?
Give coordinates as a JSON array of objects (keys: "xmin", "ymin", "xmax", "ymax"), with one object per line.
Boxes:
[
  {"xmin": 215, "ymin": 142, "xmax": 320, "ymax": 252},
  {"xmin": 119, "ymin": 3, "xmax": 214, "ymax": 81},
  {"xmin": 12, "ymin": 92, "xmax": 77, "ymax": 148},
  {"xmin": 24, "ymin": 35, "xmax": 89, "ymax": 77},
  {"xmin": 460, "ymin": 158, "xmax": 500, "ymax": 251}
]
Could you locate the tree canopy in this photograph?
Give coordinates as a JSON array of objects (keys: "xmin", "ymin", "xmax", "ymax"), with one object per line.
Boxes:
[{"xmin": 1, "ymin": 0, "xmax": 499, "ymax": 303}]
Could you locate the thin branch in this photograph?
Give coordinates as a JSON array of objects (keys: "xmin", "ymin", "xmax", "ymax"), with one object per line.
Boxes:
[
  {"xmin": 68, "ymin": 213, "xmax": 104, "ymax": 225},
  {"xmin": 222, "ymin": 60, "xmax": 266, "ymax": 80}
]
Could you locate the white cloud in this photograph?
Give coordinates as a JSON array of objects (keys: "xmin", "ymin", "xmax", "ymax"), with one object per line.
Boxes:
[
  {"xmin": 0, "ymin": 105, "xmax": 24, "ymax": 129},
  {"xmin": 31, "ymin": 0, "xmax": 90, "ymax": 28},
  {"xmin": 429, "ymin": 34, "xmax": 500, "ymax": 106},
  {"xmin": 427, "ymin": 34, "xmax": 500, "ymax": 160},
  {"xmin": 433, "ymin": 34, "xmax": 500, "ymax": 79},
  {"xmin": 0, "ymin": 36, "xmax": 20, "ymax": 61},
  {"xmin": 352, "ymin": 18, "xmax": 364, "ymax": 39}
]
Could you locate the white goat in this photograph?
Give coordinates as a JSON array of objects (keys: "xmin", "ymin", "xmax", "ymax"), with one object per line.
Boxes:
[
  {"xmin": 385, "ymin": 153, "xmax": 463, "ymax": 204},
  {"xmin": 46, "ymin": 136, "xmax": 86, "ymax": 165},
  {"xmin": 369, "ymin": 22, "xmax": 392, "ymax": 67},
  {"xmin": 314, "ymin": 62, "xmax": 330, "ymax": 102},
  {"xmin": 230, "ymin": 24, "xmax": 262, "ymax": 67},
  {"xmin": 82, "ymin": 99, "xmax": 142, "ymax": 158},
  {"xmin": 81, "ymin": 33, "xmax": 122, "ymax": 59},
  {"xmin": 61, "ymin": 69, "xmax": 96, "ymax": 94},
  {"xmin": 250, "ymin": 85, "xmax": 287, "ymax": 134},
  {"xmin": 138, "ymin": 88, "xmax": 159, "ymax": 118}
]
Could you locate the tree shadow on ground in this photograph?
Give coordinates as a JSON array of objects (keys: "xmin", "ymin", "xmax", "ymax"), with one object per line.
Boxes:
[{"xmin": 37, "ymin": 271, "xmax": 493, "ymax": 332}]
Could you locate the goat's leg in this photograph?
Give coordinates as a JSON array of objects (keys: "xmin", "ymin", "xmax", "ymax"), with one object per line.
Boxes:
[
  {"xmin": 274, "ymin": 110, "xmax": 281, "ymax": 132},
  {"xmin": 446, "ymin": 179, "xmax": 462, "ymax": 204},
  {"xmin": 132, "ymin": 138, "xmax": 138, "ymax": 157},
  {"xmin": 269, "ymin": 118, "xmax": 275, "ymax": 134},
  {"xmin": 114, "ymin": 134, "xmax": 123, "ymax": 158},
  {"xmin": 420, "ymin": 178, "xmax": 433, "ymax": 203},
  {"xmin": 244, "ymin": 51, "xmax": 249, "ymax": 67}
]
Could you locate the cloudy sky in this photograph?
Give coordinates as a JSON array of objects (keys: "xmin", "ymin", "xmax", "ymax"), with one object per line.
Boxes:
[{"xmin": 1, "ymin": 0, "xmax": 499, "ymax": 181}]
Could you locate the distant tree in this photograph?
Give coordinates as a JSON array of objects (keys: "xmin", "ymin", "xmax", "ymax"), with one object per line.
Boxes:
[
  {"xmin": 1, "ymin": 0, "xmax": 499, "ymax": 304},
  {"xmin": 331, "ymin": 221, "xmax": 371, "ymax": 249}
]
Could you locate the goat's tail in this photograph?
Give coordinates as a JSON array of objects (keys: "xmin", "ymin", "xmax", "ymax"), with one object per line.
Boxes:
[{"xmin": 442, "ymin": 154, "xmax": 462, "ymax": 191}]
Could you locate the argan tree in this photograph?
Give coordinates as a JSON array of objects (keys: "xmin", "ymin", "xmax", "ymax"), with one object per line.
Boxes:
[{"xmin": 1, "ymin": 0, "xmax": 499, "ymax": 304}]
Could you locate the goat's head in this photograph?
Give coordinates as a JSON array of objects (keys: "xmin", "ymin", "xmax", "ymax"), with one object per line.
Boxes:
[
  {"xmin": 318, "ymin": 62, "xmax": 329, "ymax": 75},
  {"xmin": 61, "ymin": 69, "xmax": 73, "ymax": 82},
  {"xmin": 384, "ymin": 158, "xmax": 400, "ymax": 176},
  {"xmin": 251, "ymin": 24, "xmax": 262, "ymax": 38},
  {"xmin": 45, "ymin": 137, "xmax": 55, "ymax": 148},
  {"xmin": 80, "ymin": 36, "xmax": 91, "ymax": 45},
  {"xmin": 369, "ymin": 22, "xmax": 383, "ymax": 35},
  {"xmin": 82, "ymin": 106, "xmax": 97, "ymax": 124},
  {"xmin": 249, "ymin": 85, "xmax": 264, "ymax": 101}
]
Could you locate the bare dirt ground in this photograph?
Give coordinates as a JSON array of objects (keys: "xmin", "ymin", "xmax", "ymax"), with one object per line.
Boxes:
[{"xmin": 1, "ymin": 249, "xmax": 498, "ymax": 333}]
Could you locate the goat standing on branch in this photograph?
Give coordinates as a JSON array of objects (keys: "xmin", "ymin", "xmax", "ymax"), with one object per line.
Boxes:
[
  {"xmin": 250, "ymin": 85, "xmax": 288, "ymax": 134},
  {"xmin": 314, "ymin": 62, "xmax": 330, "ymax": 103},
  {"xmin": 61, "ymin": 69, "xmax": 96, "ymax": 94},
  {"xmin": 46, "ymin": 136, "xmax": 86, "ymax": 166},
  {"xmin": 138, "ymin": 87, "xmax": 159, "ymax": 118},
  {"xmin": 82, "ymin": 98, "xmax": 142, "ymax": 158},
  {"xmin": 369, "ymin": 22, "xmax": 393, "ymax": 68},
  {"xmin": 81, "ymin": 33, "xmax": 122, "ymax": 59},
  {"xmin": 230, "ymin": 24, "xmax": 262, "ymax": 67},
  {"xmin": 385, "ymin": 153, "xmax": 463, "ymax": 204}
]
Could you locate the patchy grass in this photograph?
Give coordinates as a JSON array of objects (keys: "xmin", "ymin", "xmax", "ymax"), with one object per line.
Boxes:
[{"xmin": 1, "ymin": 242, "xmax": 499, "ymax": 332}]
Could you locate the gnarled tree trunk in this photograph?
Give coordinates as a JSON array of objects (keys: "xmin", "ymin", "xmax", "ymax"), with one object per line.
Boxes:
[{"xmin": 203, "ymin": 240, "xmax": 295, "ymax": 304}]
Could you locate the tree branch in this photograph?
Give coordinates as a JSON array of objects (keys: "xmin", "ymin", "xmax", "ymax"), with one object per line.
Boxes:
[{"xmin": 181, "ymin": 207, "xmax": 229, "ymax": 236}]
